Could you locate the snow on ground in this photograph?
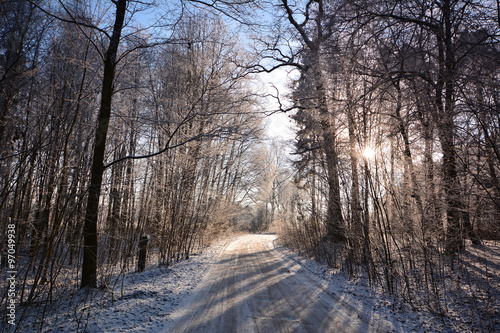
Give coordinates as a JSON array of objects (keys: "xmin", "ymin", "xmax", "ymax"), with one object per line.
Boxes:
[
  {"xmin": 7, "ymin": 234, "xmax": 499, "ymax": 332},
  {"xmin": 269, "ymin": 237, "xmax": 500, "ymax": 333},
  {"xmin": 8, "ymin": 237, "xmax": 232, "ymax": 333},
  {"xmin": 267, "ymin": 237, "xmax": 432, "ymax": 333}
]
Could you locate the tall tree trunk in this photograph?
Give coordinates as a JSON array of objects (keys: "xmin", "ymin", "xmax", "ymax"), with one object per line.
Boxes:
[
  {"xmin": 347, "ymin": 79, "xmax": 362, "ymax": 254},
  {"xmin": 433, "ymin": 0, "xmax": 464, "ymax": 254},
  {"xmin": 281, "ymin": 0, "xmax": 345, "ymax": 243},
  {"xmin": 81, "ymin": 0, "xmax": 127, "ymax": 288},
  {"xmin": 311, "ymin": 50, "xmax": 345, "ymax": 243}
]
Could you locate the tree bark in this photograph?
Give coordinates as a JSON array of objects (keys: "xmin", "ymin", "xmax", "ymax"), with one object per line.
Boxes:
[
  {"xmin": 279, "ymin": 0, "xmax": 345, "ymax": 242},
  {"xmin": 81, "ymin": 0, "xmax": 127, "ymax": 288},
  {"xmin": 313, "ymin": 52, "xmax": 345, "ymax": 243},
  {"xmin": 436, "ymin": 0, "xmax": 465, "ymax": 254}
]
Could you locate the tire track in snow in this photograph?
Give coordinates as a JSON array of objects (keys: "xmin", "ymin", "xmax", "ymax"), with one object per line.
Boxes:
[{"xmin": 163, "ymin": 234, "xmax": 396, "ymax": 333}]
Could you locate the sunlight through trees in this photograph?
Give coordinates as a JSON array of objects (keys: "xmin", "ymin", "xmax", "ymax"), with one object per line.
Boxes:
[{"xmin": 1, "ymin": 0, "xmax": 499, "ymax": 331}]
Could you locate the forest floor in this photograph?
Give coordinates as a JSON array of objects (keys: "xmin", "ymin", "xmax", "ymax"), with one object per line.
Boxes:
[{"xmin": 5, "ymin": 234, "xmax": 499, "ymax": 332}]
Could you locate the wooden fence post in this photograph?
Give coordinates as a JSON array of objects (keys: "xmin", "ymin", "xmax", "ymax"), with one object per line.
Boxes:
[{"xmin": 138, "ymin": 235, "xmax": 149, "ymax": 272}]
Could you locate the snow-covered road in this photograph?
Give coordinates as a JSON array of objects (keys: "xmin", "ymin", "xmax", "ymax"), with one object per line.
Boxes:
[
  {"xmin": 163, "ymin": 234, "xmax": 395, "ymax": 333},
  {"xmin": 11, "ymin": 233, "xmax": 494, "ymax": 332}
]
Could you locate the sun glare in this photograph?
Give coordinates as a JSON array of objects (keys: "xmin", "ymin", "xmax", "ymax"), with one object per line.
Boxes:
[{"xmin": 362, "ymin": 147, "xmax": 376, "ymax": 160}]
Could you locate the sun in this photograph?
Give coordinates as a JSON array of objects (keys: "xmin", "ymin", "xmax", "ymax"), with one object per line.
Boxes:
[{"xmin": 362, "ymin": 146, "xmax": 376, "ymax": 160}]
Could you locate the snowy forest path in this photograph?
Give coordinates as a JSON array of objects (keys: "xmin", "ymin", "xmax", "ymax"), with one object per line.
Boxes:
[{"xmin": 163, "ymin": 234, "xmax": 392, "ymax": 333}]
